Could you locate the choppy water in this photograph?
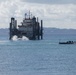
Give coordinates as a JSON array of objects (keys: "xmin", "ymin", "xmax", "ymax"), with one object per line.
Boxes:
[{"xmin": 0, "ymin": 31, "xmax": 76, "ymax": 75}]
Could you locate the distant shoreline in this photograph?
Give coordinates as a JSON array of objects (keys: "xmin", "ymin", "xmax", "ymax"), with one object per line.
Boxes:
[{"xmin": 0, "ymin": 28, "xmax": 76, "ymax": 35}]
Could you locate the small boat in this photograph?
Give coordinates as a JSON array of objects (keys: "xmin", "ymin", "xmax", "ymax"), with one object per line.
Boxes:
[{"xmin": 59, "ymin": 41, "xmax": 74, "ymax": 44}]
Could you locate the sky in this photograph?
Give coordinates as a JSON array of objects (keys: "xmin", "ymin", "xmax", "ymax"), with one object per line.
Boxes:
[{"xmin": 0, "ymin": 0, "xmax": 76, "ymax": 29}]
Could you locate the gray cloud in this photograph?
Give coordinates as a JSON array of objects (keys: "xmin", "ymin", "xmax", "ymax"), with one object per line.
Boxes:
[
  {"xmin": 22, "ymin": 0, "xmax": 76, "ymax": 4},
  {"xmin": 0, "ymin": 0, "xmax": 10, "ymax": 2},
  {"xmin": 0, "ymin": 0, "xmax": 76, "ymax": 28}
]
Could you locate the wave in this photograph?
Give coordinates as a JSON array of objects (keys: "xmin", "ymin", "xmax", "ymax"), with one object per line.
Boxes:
[{"xmin": 0, "ymin": 40, "xmax": 9, "ymax": 45}]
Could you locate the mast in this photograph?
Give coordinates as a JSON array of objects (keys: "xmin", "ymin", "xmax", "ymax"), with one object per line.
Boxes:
[{"xmin": 29, "ymin": 11, "xmax": 30, "ymax": 19}]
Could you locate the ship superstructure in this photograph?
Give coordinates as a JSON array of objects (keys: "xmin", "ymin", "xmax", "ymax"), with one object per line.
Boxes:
[{"xmin": 9, "ymin": 12, "xmax": 43, "ymax": 40}]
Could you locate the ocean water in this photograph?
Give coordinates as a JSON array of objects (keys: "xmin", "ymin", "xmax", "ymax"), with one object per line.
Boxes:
[{"xmin": 0, "ymin": 29, "xmax": 76, "ymax": 75}]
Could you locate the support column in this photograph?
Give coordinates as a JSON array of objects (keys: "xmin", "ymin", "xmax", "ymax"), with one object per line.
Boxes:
[
  {"xmin": 41, "ymin": 20, "xmax": 43, "ymax": 39},
  {"xmin": 9, "ymin": 23, "xmax": 12, "ymax": 40},
  {"xmin": 37, "ymin": 17, "xmax": 40, "ymax": 40}
]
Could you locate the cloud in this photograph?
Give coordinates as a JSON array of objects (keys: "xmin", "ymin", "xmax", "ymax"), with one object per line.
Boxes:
[
  {"xmin": 22, "ymin": 0, "xmax": 76, "ymax": 4},
  {"xmin": 0, "ymin": 0, "xmax": 76, "ymax": 29}
]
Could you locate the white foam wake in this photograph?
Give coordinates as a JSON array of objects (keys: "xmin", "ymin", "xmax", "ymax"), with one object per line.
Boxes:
[
  {"xmin": 12, "ymin": 35, "xmax": 18, "ymax": 41},
  {"xmin": 12, "ymin": 35, "xmax": 29, "ymax": 41},
  {"xmin": 22, "ymin": 36, "xmax": 29, "ymax": 40}
]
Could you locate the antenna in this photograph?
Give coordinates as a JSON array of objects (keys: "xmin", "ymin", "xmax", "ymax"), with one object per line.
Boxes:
[
  {"xmin": 29, "ymin": 11, "xmax": 30, "ymax": 19},
  {"xmin": 25, "ymin": 13, "xmax": 27, "ymax": 19},
  {"xmin": 31, "ymin": 14, "xmax": 32, "ymax": 18}
]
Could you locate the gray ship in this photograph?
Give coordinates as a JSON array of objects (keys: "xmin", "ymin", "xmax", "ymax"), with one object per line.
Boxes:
[{"xmin": 9, "ymin": 12, "xmax": 43, "ymax": 40}]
